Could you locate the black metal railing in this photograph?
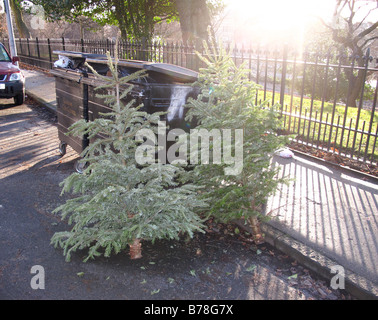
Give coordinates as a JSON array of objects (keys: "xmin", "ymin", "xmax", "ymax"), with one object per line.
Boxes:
[{"xmin": 3, "ymin": 37, "xmax": 377, "ymax": 165}]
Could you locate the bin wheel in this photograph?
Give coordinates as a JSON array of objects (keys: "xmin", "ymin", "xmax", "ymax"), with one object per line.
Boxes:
[
  {"xmin": 59, "ymin": 142, "xmax": 67, "ymax": 156},
  {"xmin": 75, "ymin": 161, "xmax": 87, "ymax": 174}
]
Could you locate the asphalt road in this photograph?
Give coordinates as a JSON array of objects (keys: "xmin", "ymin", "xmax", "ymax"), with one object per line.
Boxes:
[{"xmin": 0, "ymin": 98, "xmax": 355, "ymax": 301}]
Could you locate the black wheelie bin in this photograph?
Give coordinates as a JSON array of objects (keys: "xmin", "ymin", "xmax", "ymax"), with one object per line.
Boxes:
[{"xmin": 51, "ymin": 51, "xmax": 199, "ymax": 171}]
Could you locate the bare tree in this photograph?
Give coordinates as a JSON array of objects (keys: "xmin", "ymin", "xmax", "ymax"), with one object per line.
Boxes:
[
  {"xmin": 329, "ymin": 0, "xmax": 378, "ymax": 52},
  {"xmin": 321, "ymin": 0, "xmax": 378, "ymax": 107}
]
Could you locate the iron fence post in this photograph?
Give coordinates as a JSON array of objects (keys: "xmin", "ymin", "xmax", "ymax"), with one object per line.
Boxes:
[
  {"xmin": 47, "ymin": 38, "xmax": 52, "ymax": 68},
  {"xmin": 364, "ymin": 79, "xmax": 378, "ymax": 161},
  {"xmin": 26, "ymin": 38, "xmax": 30, "ymax": 58},
  {"xmin": 351, "ymin": 48, "xmax": 371, "ymax": 159},
  {"xmin": 35, "ymin": 37, "xmax": 41, "ymax": 68},
  {"xmin": 279, "ymin": 44, "xmax": 288, "ymax": 115},
  {"xmin": 19, "ymin": 38, "xmax": 23, "ymax": 56}
]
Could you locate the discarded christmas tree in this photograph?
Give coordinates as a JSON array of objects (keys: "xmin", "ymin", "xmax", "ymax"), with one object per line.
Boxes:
[
  {"xmin": 51, "ymin": 52, "xmax": 207, "ymax": 262},
  {"xmin": 185, "ymin": 40, "xmax": 289, "ymax": 243}
]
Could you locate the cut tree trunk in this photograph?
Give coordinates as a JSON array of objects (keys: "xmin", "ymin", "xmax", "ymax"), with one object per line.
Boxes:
[
  {"xmin": 248, "ymin": 216, "xmax": 265, "ymax": 245},
  {"xmin": 129, "ymin": 238, "xmax": 142, "ymax": 259}
]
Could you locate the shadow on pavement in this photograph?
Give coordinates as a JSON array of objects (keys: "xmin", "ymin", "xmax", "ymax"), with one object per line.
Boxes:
[{"xmin": 267, "ymin": 155, "xmax": 378, "ymax": 292}]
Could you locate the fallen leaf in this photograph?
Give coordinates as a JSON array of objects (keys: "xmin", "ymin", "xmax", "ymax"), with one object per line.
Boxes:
[
  {"xmin": 246, "ymin": 265, "xmax": 257, "ymax": 272},
  {"xmin": 151, "ymin": 289, "xmax": 160, "ymax": 295}
]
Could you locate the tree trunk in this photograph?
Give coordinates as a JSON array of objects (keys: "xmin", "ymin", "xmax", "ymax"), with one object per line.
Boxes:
[
  {"xmin": 175, "ymin": 0, "xmax": 211, "ymax": 45},
  {"xmin": 114, "ymin": 0, "xmax": 128, "ymax": 40},
  {"xmin": 79, "ymin": 18, "xmax": 84, "ymax": 40},
  {"xmin": 347, "ymin": 69, "xmax": 365, "ymax": 108},
  {"xmin": 343, "ymin": 48, "xmax": 366, "ymax": 109},
  {"xmin": 129, "ymin": 238, "xmax": 142, "ymax": 259},
  {"xmin": 248, "ymin": 216, "xmax": 265, "ymax": 245},
  {"xmin": 10, "ymin": 0, "xmax": 30, "ymax": 38}
]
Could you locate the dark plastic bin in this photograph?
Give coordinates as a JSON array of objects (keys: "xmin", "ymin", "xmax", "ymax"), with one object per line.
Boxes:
[
  {"xmin": 50, "ymin": 68, "xmax": 89, "ymax": 157},
  {"xmin": 84, "ymin": 57, "xmax": 199, "ymax": 131},
  {"xmin": 51, "ymin": 51, "xmax": 199, "ymax": 169}
]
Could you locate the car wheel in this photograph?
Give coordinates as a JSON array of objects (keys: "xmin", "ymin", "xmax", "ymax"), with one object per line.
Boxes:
[{"xmin": 14, "ymin": 93, "xmax": 25, "ymax": 106}]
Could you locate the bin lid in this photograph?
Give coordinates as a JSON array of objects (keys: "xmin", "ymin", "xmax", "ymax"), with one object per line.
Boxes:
[
  {"xmin": 146, "ymin": 63, "xmax": 198, "ymax": 82},
  {"xmin": 53, "ymin": 51, "xmax": 198, "ymax": 82},
  {"xmin": 86, "ymin": 58, "xmax": 198, "ymax": 82},
  {"xmin": 53, "ymin": 50, "xmax": 107, "ymax": 60}
]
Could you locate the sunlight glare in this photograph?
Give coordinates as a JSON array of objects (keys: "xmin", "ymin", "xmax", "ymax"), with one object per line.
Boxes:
[
  {"xmin": 229, "ymin": 0, "xmax": 334, "ymax": 28},
  {"xmin": 223, "ymin": 0, "xmax": 336, "ymax": 45}
]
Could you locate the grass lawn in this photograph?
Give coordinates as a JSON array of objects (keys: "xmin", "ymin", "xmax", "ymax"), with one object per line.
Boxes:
[{"xmin": 256, "ymin": 89, "xmax": 378, "ymax": 162}]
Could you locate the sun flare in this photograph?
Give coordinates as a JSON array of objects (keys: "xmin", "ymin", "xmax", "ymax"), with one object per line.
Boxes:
[{"xmin": 222, "ymin": 0, "xmax": 336, "ymax": 45}]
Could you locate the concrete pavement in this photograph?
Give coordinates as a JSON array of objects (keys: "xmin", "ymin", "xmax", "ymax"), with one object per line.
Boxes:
[
  {"xmin": 23, "ymin": 67, "xmax": 378, "ymax": 299},
  {"xmin": 23, "ymin": 69, "xmax": 57, "ymax": 114},
  {"xmin": 265, "ymin": 155, "xmax": 377, "ymax": 299}
]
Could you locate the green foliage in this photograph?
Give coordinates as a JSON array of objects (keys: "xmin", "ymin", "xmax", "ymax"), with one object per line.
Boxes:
[
  {"xmin": 51, "ymin": 51, "xmax": 206, "ymax": 262},
  {"xmin": 185, "ymin": 40, "xmax": 289, "ymax": 223},
  {"xmin": 25, "ymin": 0, "xmax": 179, "ymax": 41},
  {"xmin": 291, "ymin": 54, "xmax": 349, "ymax": 102},
  {"xmin": 290, "ymin": 51, "xmax": 375, "ymax": 103}
]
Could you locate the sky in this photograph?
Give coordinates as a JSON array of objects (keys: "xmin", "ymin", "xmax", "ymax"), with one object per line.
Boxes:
[
  {"xmin": 220, "ymin": 0, "xmax": 378, "ymax": 46},
  {"xmin": 224, "ymin": 0, "xmax": 378, "ymax": 24}
]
